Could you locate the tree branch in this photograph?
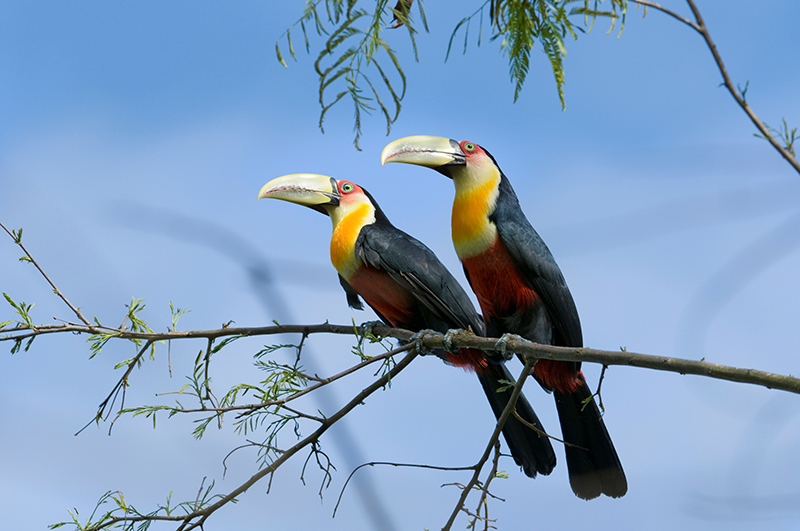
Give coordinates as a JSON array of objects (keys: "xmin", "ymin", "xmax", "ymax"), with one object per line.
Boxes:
[
  {"xmin": 0, "ymin": 221, "xmax": 92, "ymax": 326},
  {"xmin": 5, "ymin": 321, "xmax": 797, "ymax": 394},
  {"xmin": 334, "ymin": 460, "xmax": 475, "ymax": 518},
  {"xmin": 441, "ymin": 354, "xmax": 537, "ymax": 530},
  {"xmin": 630, "ymin": 0, "xmax": 699, "ymax": 31},
  {"xmin": 629, "ymin": 0, "xmax": 800, "ymax": 175},
  {"xmin": 148, "ymin": 346, "xmax": 404, "ymax": 418},
  {"xmin": 82, "ymin": 346, "xmax": 420, "ymax": 531}
]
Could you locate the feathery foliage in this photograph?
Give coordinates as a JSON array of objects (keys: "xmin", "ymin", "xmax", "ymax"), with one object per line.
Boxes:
[
  {"xmin": 1, "ymin": 292, "xmax": 36, "ymax": 353},
  {"xmin": 277, "ymin": 0, "xmax": 426, "ymax": 149},
  {"xmin": 279, "ymin": 1, "xmax": 625, "ymax": 143},
  {"xmin": 756, "ymin": 117, "xmax": 798, "ymax": 157},
  {"xmin": 449, "ymin": 0, "xmax": 626, "ymax": 108}
]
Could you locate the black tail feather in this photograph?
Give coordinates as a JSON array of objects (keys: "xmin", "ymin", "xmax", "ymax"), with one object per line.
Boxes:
[
  {"xmin": 478, "ymin": 364, "xmax": 556, "ymax": 477},
  {"xmin": 554, "ymin": 373, "xmax": 627, "ymax": 499}
]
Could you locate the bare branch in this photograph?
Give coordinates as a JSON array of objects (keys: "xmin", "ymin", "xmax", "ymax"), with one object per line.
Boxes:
[
  {"xmin": 630, "ymin": 0, "xmax": 700, "ymax": 31},
  {"xmin": 73, "ymin": 338, "xmax": 155, "ymax": 436},
  {"xmin": 629, "ymin": 0, "xmax": 800, "ymax": 175},
  {"xmin": 150, "ymin": 345, "xmax": 408, "ymax": 418},
  {"xmin": 428, "ymin": 334, "xmax": 800, "ymax": 396},
  {"xmin": 334, "ymin": 460, "xmax": 475, "ymax": 517},
  {"xmin": 0, "ymin": 221, "xmax": 92, "ymax": 326},
  {"xmin": 441, "ymin": 354, "xmax": 538, "ymax": 530},
  {"xmin": 4, "ymin": 320, "xmax": 800, "ymax": 394},
  {"xmin": 82, "ymin": 346, "xmax": 420, "ymax": 531},
  {"xmin": 4, "ymin": 218, "xmax": 797, "ymax": 396}
]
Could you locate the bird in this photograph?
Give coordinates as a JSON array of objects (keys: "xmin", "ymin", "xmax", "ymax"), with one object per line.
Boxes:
[
  {"xmin": 259, "ymin": 172, "xmax": 557, "ymax": 478},
  {"xmin": 380, "ymin": 136, "xmax": 627, "ymax": 499},
  {"xmin": 388, "ymin": 0, "xmax": 413, "ymax": 29}
]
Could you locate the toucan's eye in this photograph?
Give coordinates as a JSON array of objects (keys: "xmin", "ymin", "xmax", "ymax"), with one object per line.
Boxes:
[
  {"xmin": 341, "ymin": 182, "xmax": 354, "ymax": 193},
  {"xmin": 463, "ymin": 142, "xmax": 476, "ymax": 152}
]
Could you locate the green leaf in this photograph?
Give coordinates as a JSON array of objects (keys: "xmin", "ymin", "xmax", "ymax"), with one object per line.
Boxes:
[
  {"xmin": 447, "ymin": 0, "xmax": 626, "ymax": 109},
  {"xmin": 757, "ymin": 117, "xmax": 798, "ymax": 157},
  {"xmin": 445, "ymin": 13, "xmax": 472, "ymax": 61},
  {"xmin": 3, "ymin": 292, "xmax": 34, "ymax": 328},
  {"xmin": 255, "ymin": 343, "xmax": 296, "ymax": 358},
  {"xmin": 169, "ymin": 301, "xmax": 190, "ymax": 330},
  {"xmin": 285, "ymin": 1, "xmax": 409, "ymax": 148},
  {"xmin": 495, "ymin": 378, "xmax": 516, "ymax": 393},
  {"xmin": 88, "ymin": 332, "xmax": 118, "ymax": 358},
  {"xmin": 276, "ymin": 41, "xmax": 289, "ymax": 68}
]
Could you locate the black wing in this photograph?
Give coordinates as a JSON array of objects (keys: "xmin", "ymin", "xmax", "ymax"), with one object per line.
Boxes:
[
  {"xmin": 338, "ymin": 274, "xmax": 364, "ymax": 310},
  {"xmin": 355, "ymin": 221, "xmax": 485, "ymax": 336},
  {"xmin": 491, "ymin": 174, "xmax": 582, "ymax": 348}
]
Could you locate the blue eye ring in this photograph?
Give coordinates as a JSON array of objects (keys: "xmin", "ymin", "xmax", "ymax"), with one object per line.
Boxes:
[
  {"xmin": 341, "ymin": 182, "xmax": 354, "ymax": 193},
  {"xmin": 463, "ymin": 142, "xmax": 476, "ymax": 152}
]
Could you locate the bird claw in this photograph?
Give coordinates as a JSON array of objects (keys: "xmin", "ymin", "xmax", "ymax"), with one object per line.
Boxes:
[
  {"xmin": 408, "ymin": 329, "xmax": 440, "ymax": 356},
  {"xmin": 495, "ymin": 333, "xmax": 530, "ymax": 361},
  {"xmin": 359, "ymin": 320, "xmax": 384, "ymax": 339},
  {"xmin": 356, "ymin": 320, "xmax": 385, "ymax": 350},
  {"xmin": 442, "ymin": 328, "xmax": 467, "ymax": 353}
]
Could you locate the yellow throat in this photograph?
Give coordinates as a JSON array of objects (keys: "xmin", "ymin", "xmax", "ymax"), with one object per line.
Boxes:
[
  {"xmin": 329, "ymin": 201, "xmax": 375, "ymax": 279},
  {"xmin": 451, "ymin": 161, "xmax": 500, "ymax": 259}
]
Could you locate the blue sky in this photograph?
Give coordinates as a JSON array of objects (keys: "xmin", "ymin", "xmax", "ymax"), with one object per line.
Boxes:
[{"xmin": 2, "ymin": 1, "xmax": 800, "ymax": 530}]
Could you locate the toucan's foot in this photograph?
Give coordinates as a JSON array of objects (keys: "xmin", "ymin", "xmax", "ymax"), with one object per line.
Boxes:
[
  {"xmin": 359, "ymin": 320, "xmax": 384, "ymax": 339},
  {"xmin": 495, "ymin": 333, "xmax": 530, "ymax": 361},
  {"xmin": 356, "ymin": 320, "xmax": 386, "ymax": 351},
  {"xmin": 408, "ymin": 329, "xmax": 440, "ymax": 356},
  {"xmin": 442, "ymin": 328, "xmax": 467, "ymax": 353}
]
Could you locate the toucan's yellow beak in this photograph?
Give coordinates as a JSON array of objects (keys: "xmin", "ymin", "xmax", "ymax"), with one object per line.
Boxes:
[
  {"xmin": 380, "ymin": 135, "xmax": 466, "ymax": 168},
  {"xmin": 258, "ymin": 173, "xmax": 340, "ymax": 212}
]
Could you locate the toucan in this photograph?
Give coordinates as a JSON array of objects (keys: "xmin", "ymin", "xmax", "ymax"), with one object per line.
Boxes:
[
  {"xmin": 380, "ymin": 136, "xmax": 627, "ymax": 499},
  {"xmin": 259, "ymin": 173, "xmax": 556, "ymax": 477}
]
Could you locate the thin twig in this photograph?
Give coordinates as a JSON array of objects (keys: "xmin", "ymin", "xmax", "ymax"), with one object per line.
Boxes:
[
  {"xmin": 234, "ymin": 344, "xmax": 410, "ymax": 417},
  {"xmin": 510, "ymin": 409, "xmax": 582, "ymax": 450},
  {"xmin": 631, "ymin": 0, "xmax": 699, "ymax": 30},
  {"xmin": 333, "ymin": 461, "xmax": 475, "ymax": 517},
  {"xmin": 222, "ymin": 440, "xmax": 264, "ymax": 478},
  {"xmin": 74, "ymin": 338, "xmax": 155, "ymax": 436},
  {"xmin": 145, "ymin": 345, "xmax": 408, "ymax": 418},
  {"xmin": 629, "ymin": 0, "xmax": 800, "ymax": 175},
  {"xmin": 203, "ymin": 337, "xmax": 214, "ymax": 401},
  {"xmin": 193, "ymin": 477, "xmax": 207, "ymax": 511},
  {"xmin": 82, "ymin": 347, "xmax": 420, "ymax": 531},
  {"xmin": 684, "ymin": 0, "xmax": 800, "ymax": 171},
  {"xmin": 594, "ymin": 364, "xmax": 609, "ymax": 411},
  {"xmin": 441, "ymin": 354, "xmax": 538, "ymax": 531},
  {"xmin": 281, "ymin": 404, "xmax": 325, "ymax": 423},
  {"xmin": 0, "ymin": 221, "xmax": 92, "ymax": 326},
  {"xmin": 472, "ymin": 441, "xmax": 503, "ymax": 531}
]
